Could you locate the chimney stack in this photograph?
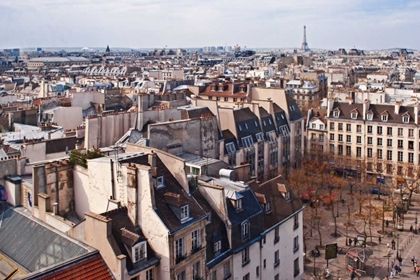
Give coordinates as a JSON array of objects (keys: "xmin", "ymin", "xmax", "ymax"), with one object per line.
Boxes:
[
  {"xmin": 148, "ymin": 150, "xmax": 156, "ymax": 168},
  {"xmin": 394, "ymin": 101, "xmax": 401, "ymax": 115}
]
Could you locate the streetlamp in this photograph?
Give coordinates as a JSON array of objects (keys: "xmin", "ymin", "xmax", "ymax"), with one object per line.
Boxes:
[
  {"xmin": 396, "ymin": 234, "xmax": 400, "ymax": 257},
  {"xmin": 415, "ymin": 212, "xmax": 418, "ymax": 234},
  {"xmin": 351, "ymin": 257, "xmax": 358, "ymax": 280},
  {"xmin": 371, "ymin": 264, "xmax": 375, "ymax": 280}
]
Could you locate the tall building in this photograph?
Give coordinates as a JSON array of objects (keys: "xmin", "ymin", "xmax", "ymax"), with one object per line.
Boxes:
[{"xmin": 301, "ymin": 25, "xmax": 310, "ymax": 52}]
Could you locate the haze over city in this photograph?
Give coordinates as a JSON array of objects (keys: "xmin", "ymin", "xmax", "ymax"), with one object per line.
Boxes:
[{"xmin": 1, "ymin": 0, "xmax": 419, "ymax": 49}]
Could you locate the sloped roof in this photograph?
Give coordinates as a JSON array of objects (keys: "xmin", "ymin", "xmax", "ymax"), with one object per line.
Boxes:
[
  {"xmin": 0, "ymin": 206, "xmax": 91, "ymax": 273},
  {"xmin": 23, "ymin": 252, "xmax": 114, "ymax": 280}
]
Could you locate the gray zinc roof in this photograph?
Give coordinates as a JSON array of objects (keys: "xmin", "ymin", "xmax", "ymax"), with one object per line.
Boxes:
[{"xmin": 0, "ymin": 205, "xmax": 91, "ymax": 273}]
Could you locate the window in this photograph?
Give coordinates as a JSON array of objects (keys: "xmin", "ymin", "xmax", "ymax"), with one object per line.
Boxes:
[
  {"xmin": 236, "ymin": 198, "xmax": 242, "ymax": 210},
  {"xmin": 330, "ymin": 122, "xmax": 335, "ymax": 130},
  {"xmin": 408, "ymin": 167, "xmax": 414, "ymax": 177},
  {"xmin": 320, "ymin": 124, "xmax": 324, "ymax": 130},
  {"xmin": 367, "ymin": 137, "xmax": 372, "ymax": 145},
  {"xmin": 311, "ymin": 133, "xmax": 316, "ymax": 140},
  {"xmin": 256, "ymin": 266, "xmax": 260, "ymax": 277},
  {"xmin": 226, "ymin": 142, "xmax": 236, "ymax": 154},
  {"xmin": 357, "ymin": 125, "xmax": 362, "ymax": 133},
  {"xmin": 338, "ymin": 134, "xmax": 343, "ymax": 142},
  {"xmin": 357, "ymin": 136, "xmax": 361, "ymax": 144},
  {"xmin": 330, "ymin": 134, "xmax": 335, "ymax": 141},
  {"xmin": 397, "ymin": 166, "xmax": 403, "ymax": 176},
  {"xmin": 176, "ymin": 271, "xmax": 186, "ymax": 280},
  {"xmin": 210, "ymin": 271, "xmax": 216, "ymax": 280},
  {"xmin": 377, "ymin": 138, "xmax": 382, "ymax": 146},
  {"xmin": 180, "ymin": 205, "xmax": 189, "ymax": 222},
  {"xmin": 242, "ymin": 221, "xmax": 250, "ymax": 240},
  {"xmin": 192, "ymin": 261, "xmax": 201, "ymax": 278},
  {"xmin": 191, "ymin": 229, "xmax": 200, "ymax": 251},
  {"xmin": 333, "ymin": 111, "xmax": 340, "ymax": 118},
  {"xmin": 346, "ymin": 146, "xmax": 351, "ymax": 156},
  {"xmin": 387, "ymin": 150, "xmax": 392, "ymax": 161},
  {"xmin": 409, "ymin": 129, "xmax": 414, "ymax": 137},
  {"xmin": 351, "ymin": 112, "xmax": 357, "ymax": 119},
  {"xmin": 367, "ymin": 126, "xmax": 373, "ymax": 134},
  {"xmin": 398, "ymin": 140, "xmax": 403, "ymax": 148},
  {"xmin": 398, "ymin": 151, "xmax": 403, "ymax": 162},
  {"xmin": 377, "ymin": 163, "xmax": 383, "ymax": 173},
  {"xmin": 409, "ymin": 153, "xmax": 414, "ymax": 163},
  {"xmin": 146, "ymin": 269, "xmax": 153, "ymax": 280},
  {"xmin": 256, "ymin": 132, "xmax": 264, "ymax": 142},
  {"xmin": 346, "ymin": 135, "xmax": 351, "ymax": 143},
  {"xmin": 241, "ymin": 136, "xmax": 254, "ymax": 147},
  {"xmin": 346, "ymin": 124, "xmax": 351, "ymax": 132},
  {"xmin": 377, "ymin": 149, "xmax": 383, "ymax": 159},
  {"xmin": 319, "ymin": 134, "xmax": 324, "ymax": 142},
  {"xmin": 398, "ymin": 128, "xmax": 403, "ymax": 136},
  {"xmin": 265, "ymin": 202, "xmax": 271, "ymax": 213},
  {"xmin": 224, "ymin": 262, "xmax": 231, "ymax": 278},
  {"xmin": 356, "ymin": 147, "xmax": 362, "ymax": 158},
  {"xmin": 238, "ymin": 124, "xmax": 242, "ymax": 131},
  {"xmin": 329, "ymin": 144, "xmax": 335, "ymax": 154},
  {"xmin": 381, "ymin": 114, "xmax": 388, "ymax": 122},
  {"xmin": 338, "ymin": 123, "xmax": 343, "ymax": 131},
  {"xmin": 175, "ymin": 238, "xmax": 184, "ymax": 260},
  {"xmin": 367, "ymin": 113, "xmax": 373, "ymax": 120},
  {"xmin": 157, "ymin": 176, "xmax": 164, "ymax": 188},
  {"xmin": 377, "ymin": 126, "xmax": 383, "ymax": 135},
  {"xmin": 274, "ymin": 226, "xmax": 280, "ymax": 243},
  {"xmin": 264, "ymin": 259, "xmax": 266, "ymax": 268},
  {"xmin": 338, "ymin": 145, "xmax": 343, "ymax": 155},
  {"xmin": 133, "ymin": 242, "xmax": 146, "ymax": 262},
  {"xmin": 275, "ymin": 274, "xmax": 279, "ymax": 280},
  {"xmin": 387, "ymin": 164, "xmax": 393, "ymax": 174},
  {"xmin": 274, "ymin": 250, "xmax": 280, "ymax": 267},
  {"xmin": 293, "ymin": 236, "xmax": 299, "ymax": 252},
  {"xmin": 403, "ymin": 116, "xmax": 410, "ymax": 123},
  {"xmin": 214, "ymin": 241, "xmax": 221, "ymax": 254},
  {"xmin": 294, "ymin": 214, "xmax": 299, "ymax": 230},
  {"xmin": 367, "ymin": 148, "xmax": 372, "ymax": 158},
  {"xmin": 387, "ymin": 127, "xmax": 392, "ymax": 136},
  {"xmin": 294, "ymin": 258, "xmax": 300, "ymax": 277},
  {"xmin": 244, "ymin": 123, "xmax": 249, "ymax": 129},
  {"xmin": 243, "ymin": 273, "xmax": 250, "ymax": 280},
  {"xmin": 409, "ymin": 141, "xmax": 414, "ymax": 150},
  {"xmin": 242, "ymin": 247, "xmax": 250, "ymax": 265}
]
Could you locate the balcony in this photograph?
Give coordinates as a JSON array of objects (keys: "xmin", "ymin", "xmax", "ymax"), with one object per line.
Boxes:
[{"xmin": 175, "ymin": 246, "xmax": 203, "ymax": 264}]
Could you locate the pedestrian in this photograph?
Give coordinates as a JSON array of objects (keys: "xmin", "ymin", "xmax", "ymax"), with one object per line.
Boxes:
[
  {"xmin": 398, "ymin": 255, "xmax": 403, "ymax": 266},
  {"xmin": 412, "ymin": 256, "xmax": 416, "ymax": 266},
  {"xmin": 417, "ymin": 264, "xmax": 420, "ymax": 276},
  {"xmin": 391, "ymin": 239, "xmax": 396, "ymax": 250},
  {"xmin": 411, "ymin": 225, "xmax": 414, "ymax": 232},
  {"xmin": 379, "ymin": 235, "xmax": 382, "ymax": 244},
  {"xmin": 386, "ymin": 220, "xmax": 389, "ymax": 227},
  {"xmin": 387, "ymin": 242, "xmax": 390, "ymax": 249},
  {"xmin": 349, "ymin": 238, "xmax": 353, "ymax": 246},
  {"xmin": 354, "ymin": 237, "xmax": 358, "ymax": 246}
]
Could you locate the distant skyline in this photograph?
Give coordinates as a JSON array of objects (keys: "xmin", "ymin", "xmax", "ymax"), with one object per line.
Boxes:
[{"xmin": 0, "ymin": 0, "xmax": 419, "ymax": 50}]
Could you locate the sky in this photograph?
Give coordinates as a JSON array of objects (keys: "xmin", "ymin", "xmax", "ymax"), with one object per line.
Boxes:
[{"xmin": 0, "ymin": 0, "xmax": 419, "ymax": 50}]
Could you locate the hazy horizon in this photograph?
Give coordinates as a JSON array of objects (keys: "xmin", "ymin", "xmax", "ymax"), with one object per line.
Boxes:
[{"xmin": 1, "ymin": 0, "xmax": 419, "ymax": 50}]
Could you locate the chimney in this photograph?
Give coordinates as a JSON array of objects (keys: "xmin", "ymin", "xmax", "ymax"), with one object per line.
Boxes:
[
  {"xmin": 246, "ymin": 83, "xmax": 252, "ymax": 103},
  {"xmin": 148, "ymin": 150, "xmax": 156, "ymax": 168},
  {"xmin": 37, "ymin": 193, "xmax": 51, "ymax": 222},
  {"xmin": 414, "ymin": 102, "xmax": 419, "ymax": 125},
  {"xmin": 394, "ymin": 101, "xmax": 401, "ymax": 115},
  {"xmin": 363, "ymin": 99, "xmax": 370, "ymax": 120}
]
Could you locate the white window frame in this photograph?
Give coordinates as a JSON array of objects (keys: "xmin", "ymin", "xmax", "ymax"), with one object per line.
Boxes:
[
  {"xmin": 214, "ymin": 240, "xmax": 221, "ymax": 254},
  {"xmin": 157, "ymin": 176, "xmax": 164, "ymax": 188},
  {"xmin": 133, "ymin": 242, "xmax": 147, "ymax": 262},
  {"xmin": 191, "ymin": 229, "xmax": 200, "ymax": 250},
  {"xmin": 242, "ymin": 247, "xmax": 250, "ymax": 264},
  {"xmin": 351, "ymin": 112, "xmax": 357, "ymax": 119},
  {"xmin": 226, "ymin": 142, "xmax": 236, "ymax": 154},
  {"xmin": 146, "ymin": 268, "xmax": 153, "ymax": 280},
  {"xmin": 241, "ymin": 136, "xmax": 254, "ymax": 148},
  {"xmin": 175, "ymin": 237, "xmax": 185, "ymax": 259},
  {"xmin": 241, "ymin": 221, "xmax": 250, "ymax": 240},
  {"xmin": 180, "ymin": 205, "xmax": 189, "ymax": 222},
  {"xmin": 381, "ymin": 114, "xmax": 388, "ymax": 122},
  {"xmin": 265, "ymin": 202, "xmax": 271, "ymax": 212},
  {"xmin": 255, "ymin": 132, "xmax": 264, "ymax": 142},
  {"xmin": 403, "ymin": 116, "xmax": 410, "ymax": 123},
  {"xmin": 274, "ymin": 250, "xmax": 280, "ymax": 266},
  {"xmin": 236, "ymin": 198, "xmax": 242, "ymax": 210},
  {"xmin": 367, "ymin": 113, "xmax": 373, "ymax": 120},
  {"xmin": 333, "ymin": 110, "xmax": 339, "ymax": 118}
]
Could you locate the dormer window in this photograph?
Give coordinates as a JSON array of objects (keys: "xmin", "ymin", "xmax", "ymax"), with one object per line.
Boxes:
[
  {"xmin": 278, "ymin": 183, "xmax": 291, "ymax": 201},
  {"xmin": 214, "ymin": 240, "xmax": 221, "ymax": 255},
  {"xmin": 211, "ymin": 86, "xmax": 216, "ymax": 91},
  {"xmin": 239, "ymin": 87, "xmax": 244, "ymax": 93},
  {"xmin": 403, "ymin": 115, "xmax": 410, "ymax": 123},
  {"xmin": 381, "ymin": 114, "xmax": 388, "ymax": 122},
  {"xmin": 256, "ymin": 132, "xmax": 264, "ymax": 142},
  {"xmin": 333, "ymin": 109, "xmax": 340, "ymax": 118},
  {"xmin": 367, "ymin": 113, "xmax": 373, "ymax": 121},
  {"xmin": 157, "ymin": 176, "xmax": 164, "ymax": 188},
  {"xmin": 133, "ymin": 242, "xmax": 147, "ymax": 262},
  {"xmin": 180, "ymin": 204, "xmax": 190, "ymax": 222},
  {"xmin": 351, "ymin": 112, "xmax": 358, "ymax": 119}
]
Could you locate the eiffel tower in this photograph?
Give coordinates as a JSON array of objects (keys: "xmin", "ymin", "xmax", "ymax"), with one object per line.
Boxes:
[{"xmin": 301, "ymin": 25, "xmax": 310, "ymax": 52}]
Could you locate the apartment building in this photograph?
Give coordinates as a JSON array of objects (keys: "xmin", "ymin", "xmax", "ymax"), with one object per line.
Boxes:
[{"xmin": 311, "ymin": 98, "xmax": 420, "ymax": 186}]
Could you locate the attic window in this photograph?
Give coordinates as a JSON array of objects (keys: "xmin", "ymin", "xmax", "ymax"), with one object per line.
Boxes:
[
  {"xmin": 381, "ymin": 114, "xmax": 388, "ymax": 122},
  {"xmin": 351, "ymin": 112, "xmax": 358, "ymax": 119},
  {"xmin": 214, "ymin": 240, "xmax": 221, "ymax": 255},
  {"xmin": 239, "ymin": 87, "xmax": 244, "ymax": 93},
  {"xmin": 403, "ymin": 116, "xmax": 410, "ymax": 123},
  {"xmin": 333, "ymin": 110, "xmax": 340, "ymax": 118},
  {"xmin": 278, "ymin": 183, "xmax": 291, "ymax": 201},
  {"xmin": 236, "ymin": 198, "xmax": 243, "ymax": 211},
  {"xmin": 367, "ymin": 113, "xmax": 373, "ymax": 121},
  {"xmin": 133, "ymin": 242, "xmax": 147, "ymax": 262},
  {"xmin": 211, "ymin": 86, "xmax": 216, "ymax": 91},
  {"xmin": 265, "ymin": 202, "xmax": 271, "ymax": 213},
  {"xmin": 157, "ymin": 176, "xmax": 164, "ymax": 188},
  {"xmin": 226, "ymin": 142, "xmax": 236, "ymax": 154},
  {"xmin": 180, "ymin": 204, "xmax": 190, "ymax": 222},
  {"xmin": 256, "ymin": 132, "xmax": 264, "ymax": 142}
]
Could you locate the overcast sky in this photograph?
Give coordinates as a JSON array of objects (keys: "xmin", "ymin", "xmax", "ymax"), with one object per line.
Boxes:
[{"xmin": 0, "ymin": 0, "xmax": 419, "ymax": 50}]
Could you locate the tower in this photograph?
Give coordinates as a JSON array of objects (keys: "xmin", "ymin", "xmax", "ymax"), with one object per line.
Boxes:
[
  {"xmin": 301, "ymin": 25, "xmax": 309, "ymax": 52},
  {"xmin": 105, "ymin": 45, "xmax": 110, "ymax": 55}
]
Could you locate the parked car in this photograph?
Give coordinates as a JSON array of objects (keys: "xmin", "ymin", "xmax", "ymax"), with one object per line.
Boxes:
[{"xmin": 369, "ymin": 187, "xmax": 387, "ymax": 196}]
